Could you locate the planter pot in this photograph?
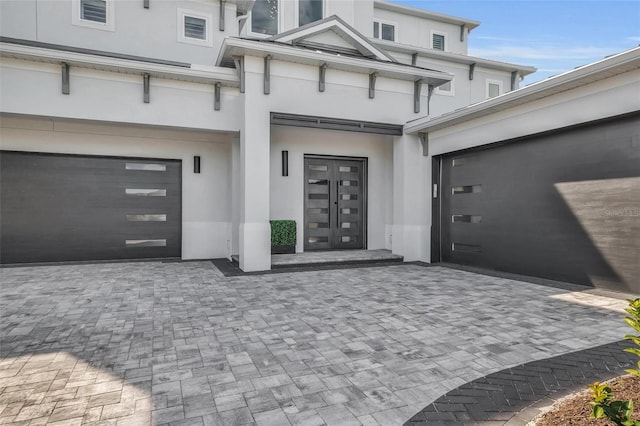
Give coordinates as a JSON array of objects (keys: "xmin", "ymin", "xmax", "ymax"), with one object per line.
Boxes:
[{"xmin": 271, "ymin": 245, "xmax": 295, "ymax": 254}]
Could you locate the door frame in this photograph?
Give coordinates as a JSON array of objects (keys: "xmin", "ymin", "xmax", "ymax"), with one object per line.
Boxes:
[{"xmin": 303, "ymin": 154, "xmax": 368, "ymax": 251}]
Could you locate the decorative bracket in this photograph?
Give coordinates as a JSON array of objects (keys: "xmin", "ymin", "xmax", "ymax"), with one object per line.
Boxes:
[
  {"xmin": 318, "ymin": 63, "xmax": 327, "ymax": 92},
  {"xmin": 414, "ymin": 80, "xmax": 422, "ymax": 113},
  {"xmin": 61, "ymin": 62, "xmax": 70, "ymax": 95},
  {"xmin": 460, "ymin": 24, "xmax": 466, "ymax": 42},
  {"xmin": 469, "ymin": 63, "xmax": 476, "ymax": 81},
  {"xmin": 368, "ymin": 73, "xmax": 377, "ymax": 99},
  {"xmin": 427, "ymin": 84, "xmax": 435, "ymax": 115},
  {"xmin": 143, "ymin": 73, "xmax": 150, "ymax": 103},
  {"xmin": 511, "ymin": 70, "xmax": 519, "ymax": 91},
  {"xmin": 219, "ymin": 0, "xmax": 225, "ymax": 31},
  {"xmin": 264, "ymin": 54, "xmax": 271, "ymax": 95},
  {"xmin": 419, "ymin": 133, "xmax": 428, "ymax": 156},
  {"xmin": 411, "ymin": 53, "xmax": 418, "ymax": 66},
  {"xmin": 214, "ymin": 82, "xmax": 221, "ymax": 110},
  {"xmin": 233, "ymin": 56, "xmax": 245, "ymax": 93}
]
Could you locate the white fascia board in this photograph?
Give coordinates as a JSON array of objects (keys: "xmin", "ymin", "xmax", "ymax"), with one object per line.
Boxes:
[
  {"xmin": 405, "ymin": 46, "xmax": 640, "ymax": 134},
  {"xmin": 374, "ymin": 0, "xmax": 480, "ymax": 30},
  {"xmin": 270, "ymin": 16, "xmax": 396, "ymax": 62},
  {"xmin": 0, "ymin": 42, "xmax": 239, "ymax": 86},
  {"xmin": 218, "ymin": 38, "xmax": 452, "ymax": 85},
  {"xmin": 373, "ymin": 39, "xmax": 537, "ymax": 76}
]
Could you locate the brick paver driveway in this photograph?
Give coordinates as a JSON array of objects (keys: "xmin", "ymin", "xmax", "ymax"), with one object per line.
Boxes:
[{"xmin": 0, "ymin": 262, "xmax": 631, "ymax": 425}]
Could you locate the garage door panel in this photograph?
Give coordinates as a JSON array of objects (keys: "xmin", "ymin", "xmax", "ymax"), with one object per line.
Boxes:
[
  {"xmin": 438, "ymin": 115, "xmax": 640, "ymax": 293},
  {"xmin": 0, "ymin": 151, "xmax": 182, "ymax": 264}
]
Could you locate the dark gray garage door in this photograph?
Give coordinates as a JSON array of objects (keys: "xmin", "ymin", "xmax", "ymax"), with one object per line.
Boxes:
[
  {"xmin": 1, "ymin": 151, "xmax": 181, "ymax": 264},
  {"xmin": 436, "ymin": 114, "xmax": 640, "ymax": 293}
]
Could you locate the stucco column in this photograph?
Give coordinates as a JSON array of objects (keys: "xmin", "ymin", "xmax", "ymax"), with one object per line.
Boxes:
[
  {"xmin": 238, "ymin": 56, "xmax": 271, "ymax": 271},
  {"xmin": 392, "ymin": 133, "xmax": 431, "ymax": 262}
]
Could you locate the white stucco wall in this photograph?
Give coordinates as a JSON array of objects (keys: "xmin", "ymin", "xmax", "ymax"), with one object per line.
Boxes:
[
  {"xmin": 0, "ymin": 58, "xmax": 241, "ymax": 132},
  {"xmin": 270, "ymin": 126, "xmax": 393, "ymax": 253},
  {"xmin": 428, "ymin": 69, "xmax": 640, "ymax": 155},
  {"xmin": 0, "ymin": 115, "xmax": 233, "ymax": 260},
  {"xmin": 372, "ymin": 8, "xmax": 466, "ymax": 54},
  {"xmin": 0, "ymin": 0, "xmax": 237, "ymax": 66}
]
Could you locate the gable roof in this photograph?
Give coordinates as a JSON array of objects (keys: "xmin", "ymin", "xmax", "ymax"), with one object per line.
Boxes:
[{"xmin": 267, "ymin": 15, "xmax": 396, "ymax": 62}]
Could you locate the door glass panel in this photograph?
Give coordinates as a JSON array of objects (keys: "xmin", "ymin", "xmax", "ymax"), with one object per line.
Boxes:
[
  {"xmin": 308, "ymin": 179, "xmax": 328, "ymax": 185},
  {"xmin": 125, "ymin": 188, "xmax": 166, "ymax": 196},
  {"xmin": 341, "ymin": 194, "xmax": 357, "ymax": 200},
  {"xmin": 452, "ymin": 185, "xmax": 482, "ymax": 194},
  {"xmin": 309, "ymin": 164, "xmax": 328, "ymax": 171},
  {"xmin": 308, "ymin": 208, "xmax": 328, "ymax": 214},
  {"xmin": 339, "ymin": 166, "xmax": 357, "ymax": 172},
  {"xmin": 341, "ymin": 208, "xmax": 357, "ymax": 214},
  {"xmin": 126, "ymin": 214, "xmax": 166, "ymax": 222},
  {"xmin": 308, "ymin": 222, "xmax": 329, "ymax": 228},
  {"xmin": 308, "ymin": 236, "xmax": 328, "ymax": 243},
  {"xmin": 308, "ymin": 193, "xmax": 328, "ymax": 199},
  {"xmin": 452, "ymin": 215, "xmax": 482, "ymax": 223},
  {"xmin": 125, "ymin": 163, "xmax": 166, "ymax": 171},
  {"xmin": 126, "ymin": 239, "xmax": 167, "ymax": 247},
  {"xmin": 340, "ymin": 180, "xmax": 358, "ymax": 186},
  {"xmin": 341, "ymin": 236, "xmax": 357, "ymax": 242}
]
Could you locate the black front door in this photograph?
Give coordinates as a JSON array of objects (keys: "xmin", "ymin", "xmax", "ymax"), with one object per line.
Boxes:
[{"xmin": 304, "ymin": 156, "xmax": 366, "ymax": 250}]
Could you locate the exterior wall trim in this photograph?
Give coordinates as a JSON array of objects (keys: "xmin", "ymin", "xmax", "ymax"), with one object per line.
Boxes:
[{"xmin": 271, "ymin": 112, "xmax": 403, "ymax": 135}]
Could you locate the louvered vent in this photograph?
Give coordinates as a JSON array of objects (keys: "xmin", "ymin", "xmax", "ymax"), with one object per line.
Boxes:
[
  {"xmin": 81, "ymin": 0, "xmax": 106, "ymax": 23},
  {"xmin": 432, "ymin": 34, "xmax": 445, "ymax": 51},
  {"xmin": 185, "ymin": 16, "xmax": 206, "ymax": 40}
]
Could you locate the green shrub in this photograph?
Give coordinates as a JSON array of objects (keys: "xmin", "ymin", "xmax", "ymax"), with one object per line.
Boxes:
[
  {"xmin": 270, "ymin": 220, "xmax": 296, "ymax": 247},
  {"xmin": 588, "ymin": 298, "xmax": 640, "ymax": 426}
]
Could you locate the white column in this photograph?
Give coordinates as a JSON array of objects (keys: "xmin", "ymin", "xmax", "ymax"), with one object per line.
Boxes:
[
  {"xmin": 392, "ymin": 133, "xmax": 431, "ymax": 262},
  {"xmin": 238, "ymin": 56, "xmax": 271, "ymax": 271}
]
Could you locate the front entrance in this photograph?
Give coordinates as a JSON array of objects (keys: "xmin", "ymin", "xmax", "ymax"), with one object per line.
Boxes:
[{"xmin": 304, "ymin": 156, "xmax": 366, "ymax": 250}]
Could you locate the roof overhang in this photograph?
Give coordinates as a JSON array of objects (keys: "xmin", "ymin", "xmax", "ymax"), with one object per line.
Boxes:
[
  {"xmin": 0, "ymin": 38, "xmax": 239, "ymax": 86},
  {"xmin": 372, "ymin": 39, "xmax": 537, "ymax": 77},
  {"xmin": 405, "ymin": 47, "xmax": 640, "ymax": 134},
  {"xmin": 374, "ymin": 0, "xmax": 480, "ymax": 31},
  {"xmin": 217, "ymin": 38, "xmax": 453, "ymax": 85}
]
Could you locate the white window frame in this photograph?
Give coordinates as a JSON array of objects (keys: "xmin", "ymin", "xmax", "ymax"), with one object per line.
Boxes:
[
  {"xmin": 177, "ymin": 9, "xmax": 213, "ymax": 47},
  {"xmin": 435, "ymin": 78, "xmax": 455, "ymax": 96},
  {"xmin": 431, "ymin": 30, "xmax": 447, "ymax": 51},
  {"xmin": 486, "ymin": 79, "xmax": 503, "ymax": 98},
  {"xmin": 248, "ymin": 0, "xmax": 281, "ymax": 38},
  {"xmin": 72, "ymin": 0, "xmax": 115, "ymax": 32},
  {"xmin": 373, "ymin": 19, "xmax": 397, "ymax": 42},
  {"xmin": 295, "ymin": 0, "xmax": 324, "ymax": 28}
]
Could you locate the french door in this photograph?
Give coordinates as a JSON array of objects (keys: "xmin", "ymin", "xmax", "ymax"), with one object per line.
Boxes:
[{"xmin": 304, "ymin": 156, "xmax": 366, "ymax": 250}]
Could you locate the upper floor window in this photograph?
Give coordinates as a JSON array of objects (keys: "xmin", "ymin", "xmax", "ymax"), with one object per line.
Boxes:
[
  {"xmin": 251, "ymin": 0, "xmax": 278, "ymax": 36},
  {"xmin": 373, "ymin": 20, "xmax": 395, "ymax": 42},
  {"xmin": 487, "ymin": 80, "xmax": 502, "ymax": 98},
  {"xmin": 299, "ymin": 0, "xmax": 323, "ymax": 26},
  {"xmin": 177, "ymin": 9, "xmax": 213, "ymax": 46},
  {"xmin": 432, "ymin": 32, "xmax": 446, "ymax": 51},
  {"xmin": 81, "ymin": 0, "xmax": 106, "ymax": 23},
  {"xmin": 436, "ymin": 79, "xmax": 454, "ymax": 96},
  {"xmin": 72, "ymin": 0, "xmax": 114, "ymax": 31}
]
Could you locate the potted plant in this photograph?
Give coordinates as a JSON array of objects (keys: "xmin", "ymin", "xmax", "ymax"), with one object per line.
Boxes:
[{"xmin": 270, "ymin": 220, "xmax": 296, "ymax": 254}]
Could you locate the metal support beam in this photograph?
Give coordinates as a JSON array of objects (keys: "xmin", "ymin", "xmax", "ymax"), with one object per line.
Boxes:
[
  {"xmin": 368, "ymin": 73, "xmax": 377, "ymax": 99},
  {"xmin": 460, "ymin": 24, "xmax": 466, "ymax": 42},
  {"xmin": 219, "ymin": 0, "xmax": 225, "ymax": 31},
  {"xmin": 427, "ymin": 84, "xmax": 434, "ymax": 115},
  {"xmin": 469, "ymin": 63, "xmax": 476, "ymax": 81},
  {"xmin": 511, "ymin": 70, "xmax": 519, "ymax": 91},
  {"xmin": 143, "ymin": 73, "xmax": 150, "ymax": 103},
  {"xmin": 419, "ymin": 133, "xmax": 428, "ymax": 156},
  {"xmin": 214, "ymin": 82, "xmax": 221, "ymax": 110},
  {"xmin": 143, "ymin": 0, "xmax": 149, "ymax": 8},
  {"xmin": 414, "ymin": 80, "xmax": 422, "ymax": 113},
  {"xmin": 263, "ymin": 54, "xmax": 271, "ymax": 95},
  {"xmin": 233, "ymin": 56, "xmax": 245, "ymax": 93},
  {"xmin": 411, "ymin": 53, "xmax": 418, "ymax": 66},
  {"xmin": 318, "ymin": 63, "xmax": 327, "ymax": 92},
  {"xmin": 61, "ymin": 62, "xmax": 70, "ymax": 95}
]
